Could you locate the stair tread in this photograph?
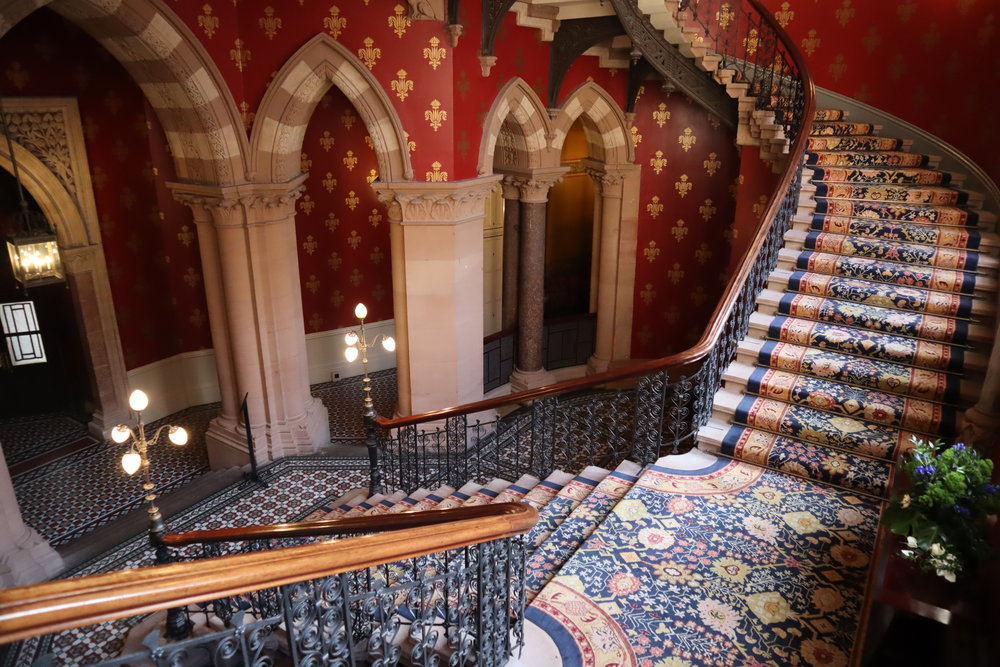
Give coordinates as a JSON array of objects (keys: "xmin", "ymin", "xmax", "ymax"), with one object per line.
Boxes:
[
  {"xmin": 724, "ymin": 362, "xmax": 957, "ymax": 433},
  {"xmin": 757, "ymin": 289, "xmax": 988, "ymax": 345},
  {"xmin": 806, "ymin": 150, "xmax": 932, "ymax": 168},
  {"xmin": 523, "ymin": 468, "xmax": 611, "ymax": 548},
  {"xmin": 810, "ymin": 197, "xmax": 979, "ymax": 227},
  {"xmin": 784, "ymin": 228, "xmax": 995, "ymax": 272},
  {"xmin": 715, "ymin": 390, "xmax": 918, "ymax": 460},
  {"xmin": 524, "ymin": 467, "xmax": 642, "ymax": 601},
  {"xmin": 805, "ymin": 165, "xmax": 952, "ymax": 186},
  {"xmin": 748, "ymin": 312, "xmax": 972, "ymax": 373},
  {"xmin": 737, "ymin": 337, "xmax": 970, "ymax": 403},
  {"xmin": 779, "ymin": 248, "xmax": 996, "ymax": 293},
  {"xmin": 793, "ymin": 214, "xmax": 996, "ymax": 251},
  {"xmin": 714, "ymin": 424, "xmax": 895, "ymax": 498},
  {"xmin": 769, "ymin": 268, "xmax": 988, "ymax": 320}
]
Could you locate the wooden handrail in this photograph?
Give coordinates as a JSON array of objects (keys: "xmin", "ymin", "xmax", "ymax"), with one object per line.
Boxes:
[
  {"xmin": 161, "ymin": 502, "xmax": 534, "ymax": 546},
  {"xmin": 378, "ymin": 0, "xmax": 814, "ymax": 430},
  {"xmin": 0, "ymin": 503, "xmax": 537, "ymax": 644}
]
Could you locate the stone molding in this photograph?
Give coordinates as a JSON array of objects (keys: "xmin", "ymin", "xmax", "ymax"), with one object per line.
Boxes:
[
  {"xmin": 169, "ymin": 175, "xmax": 307, "ymax": 225},
  {"xmin": 503, "ymin": 165, "xmax": 569, "ymax": 203},
  {"xmin": 373, "ymin": 175, "xmax": 503, "ymax": 225}
]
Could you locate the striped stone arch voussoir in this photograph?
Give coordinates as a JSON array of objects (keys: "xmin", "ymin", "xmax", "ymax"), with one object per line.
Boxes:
[
  {"xmin": 252, "ymin": 33, "xmax": 412, "ymax": 185},
  {"xmin": 478, "ymin": 78, "xmax": 556, "ymax": 175},
  {"xmin": 551, "ymin": 82, "xmax": 633, "ymax": 166},
  {"xmin": 0, "ymin": 0, "xmax": 249, "ymax": 186}
]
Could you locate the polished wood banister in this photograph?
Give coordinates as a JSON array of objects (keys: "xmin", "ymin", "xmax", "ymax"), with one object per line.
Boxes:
[
  {"xmin": 160, "ymin": 501, "xmax": 534, "ymax": 546},
  {"xmin": 379, "ymin": 0, "xmax": 814, "ymax": 430},
  {"xmin": 0, "ymin": 503, "xmax": 537, "ymax": 644}
]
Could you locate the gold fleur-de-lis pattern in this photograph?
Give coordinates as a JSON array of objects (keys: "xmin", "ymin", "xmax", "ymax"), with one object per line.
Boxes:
[
  {"xmin": 258, "ymin": 6, "xmax": 281, "ymax": 39},
  {"xmin": 424, "ymin": 99, "xmax": 447, "ymax": 131},
  {"xmin": 355, "ymin": 37, "xmax": 380, "ymax": 70},
  {"xmin": 631, "ymin": 81, "xmax": 741, "ymax": 359},
  {"xmin": 294, "ymin": 88, "xmax": 393, "ymax": 333}
]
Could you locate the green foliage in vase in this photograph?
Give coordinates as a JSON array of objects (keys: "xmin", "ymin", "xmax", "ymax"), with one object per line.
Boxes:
[{"xmin": 883, "ymin": 438, "xmax": 999, "ymax": 582}]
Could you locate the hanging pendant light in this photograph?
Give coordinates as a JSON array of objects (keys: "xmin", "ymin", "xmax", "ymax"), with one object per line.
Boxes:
[{"xmin": 2, "ymin": 101, "xmax": 64, "ymax": 288}]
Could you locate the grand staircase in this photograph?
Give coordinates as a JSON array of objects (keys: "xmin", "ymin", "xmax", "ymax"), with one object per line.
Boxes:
[{"xmin": 285, "ymin": 107, "xmax": 994, "ymax": 665}]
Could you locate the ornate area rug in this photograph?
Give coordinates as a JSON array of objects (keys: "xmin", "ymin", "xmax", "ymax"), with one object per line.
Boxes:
[{"xmin": 527, "ymin": 458, "xmax": 883, "ymax": 667}]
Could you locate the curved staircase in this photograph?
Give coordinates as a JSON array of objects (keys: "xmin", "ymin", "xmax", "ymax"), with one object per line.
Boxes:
[
  {"xmin": 698, "ymin": 107, "xmax": 996, "ymax": 502},
  {"xmin": 290, "ymin": 106, "xmax": 995, "ymax": 666}
]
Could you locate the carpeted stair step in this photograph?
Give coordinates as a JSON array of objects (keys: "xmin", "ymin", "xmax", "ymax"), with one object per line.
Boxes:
[
  {"xmin": 492, "ymin": 473, "xmax": 540, "ymax": 503},
  {"xmin": 810, "ymin": 121, "xmax": 879, "ymax": 136},
  {"xmin": 461, "ymin": 478, "xmax": 512, "ymax": 506},
  {"xmin": 699, "ymin": 420, "xmax": 895, "ymax": 498},
  {"xmin": 713, "ymin": 389, "xmax": 918, "ymax": 461},
  {"xmin": 791, "ymin": 214, "xmax": 998, "ymax": 253},
  {"xmin": 815, "ymin": 108, "xmax": 848, "ymax": 121},
  {"xmin": 523, "ymin": 466, "xmax": 611, "ymax": 549},
  {"xmin": 384, "ymin": 488, "xmax": 433, "ymax": 513},
  {"xmin": 302, "ymin": 488, "xmax": 369, "ymax": 521},
  {"xmin": 526, "ymin": 455, "xmax": 883, "ymax": 666},
  {"xmin": 362, "ymin": 490, "xmax": 409, "ymax": 516},
  {"xmin": 523, "ymin": 461, "xmax": 643, "ymax": 601},
  {"xmin": 522, "ymin": 470, "xmax": 575, "ymax": 509},
  {"xmin": 756, "ymin": 290, "xmax": 990, "ymax": 345},
  {"xmin": 723, "ymin": 362, "xmax": 957, "ymax": 434},
  {"xmin": 409, "ymin": 484, "xmax": 456, "ymax": 511},
  {"xmin": 768, "ymin": 269, "xmax": 990, "ymax": 320},
  {"xmin": 777, "ymin": 248, "xmax": 996, "ymax": 294},
  {"xmin": 805, "ymin": 165, "xmax": 955, "ymax": 186},
  {"xmin": 805, "ymin": 182, "xmax": 972, "ymax": 207},
  {"xmin": 736, "ymin": 338, "xmax": 973, "ymax": 403},
  {"xmin": 784, "ymin": 229, "xmax": 994, "ymax": 273},
  {"xmin": 343, "ymin": 491, "xmax": 405, "ymax": 518},
  {"xmin": 433, "ymin": 481, "xmax": 483, "ymax": 509},
  {"xmin": 806, "ymin": 150, "xmax": 936, "ymax": 169},
  {"xmin": 807, "ymin": 198, "xmax": 986, "ymax": 228},
  {"xmin": 806, "ymin": 135, "xmax": 909, "ymax": 152},
  {"xmin": 748, "ymin": 312, "xmax": 982, "ymax": 373}
]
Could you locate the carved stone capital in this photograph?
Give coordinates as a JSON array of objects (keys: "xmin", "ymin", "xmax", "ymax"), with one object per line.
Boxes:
[
  {"xmin": 503, "ymin": 166, "xmax": 570, "ymax": 203},
  {"xmin": 479, "ymin": 55, "xmax": 498, "ymax": 77},
  {"xmin": 373, "ymin": 175, "xmax": 503, "ymax": 225},
  {"xmin": 446, "ymin": 23, "xmax": 463, "ymax": 47},
  {"xmin": 169, "ymin": 175, "xmax": 307, "ymax": 226},
  {"xmin": 407, "ymin": 0, "xmax": 444, "ymax": 19}
]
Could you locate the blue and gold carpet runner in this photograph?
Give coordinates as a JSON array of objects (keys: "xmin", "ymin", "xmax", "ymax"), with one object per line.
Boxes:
[{"xmin": 707, "ymin": 106, "xmax": 993, "ymax": 501}]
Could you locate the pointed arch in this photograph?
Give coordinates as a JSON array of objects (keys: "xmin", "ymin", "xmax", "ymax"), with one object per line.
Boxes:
[
  {"xmin": 551, "ymin": 81, "xmax": 634, "ymax": 165},
  {"xmin": 0, "ymin": 0, "xmax": 249, "ymax": 186},
  {"xmin": 478, "ymin": 78, "xmax": 556, "ymax": 174},
  {"xmin": 251, "ymin": 33, "xmax": 412, "ymax": 184},
  {"xmin": 0, "ymin": 100, "xmax": 130, "ymax": 439}
]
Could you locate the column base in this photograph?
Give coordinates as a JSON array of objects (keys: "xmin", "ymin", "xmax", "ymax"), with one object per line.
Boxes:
[
  {"xmin": 204, "ymin": 399, "xmax": 331, "ymax": 470},
  {"xmin": 509, "ymin": 367, "xmax": 557, "ymax": 394},
  {"xmin": 87, "ymin": 406, "xmax": 130, "ymax": 441},
  {"xmin": 960, "ymin": 406, "xmax": 1000, "ymax": 453},
  {"xmin": 0, "ymin": 528, "xmax": 63, "ymax": 587}
]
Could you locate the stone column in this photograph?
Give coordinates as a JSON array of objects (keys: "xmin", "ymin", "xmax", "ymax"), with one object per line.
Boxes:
[
  {"xmin": 500, "ymin": 178, "xmax": 521, "ymax": 331},
  {"xmin": 171, "ymin": 177, "xmax": 330, "ymax": 469},
  {"xmin": 60, "ymin": 245, "xmax": 131, "ymax": 438},
  {"xmin": 962, "ymin": 313, "xmax": 1000, "ymax": 461},
  {"xmin": 0, "ymin": 443, "xmax": 62, "ymax": 586},
  {"xmin": 586, "ymin": 162, "xmax": 641, "ymax": 374},
  {"xmin": 508, "ymin": 166, "xmax": 568, "ymax": 393},
  {"xmin": 374, "ymin": 176, "xmax": 501, "ymax": 416}
]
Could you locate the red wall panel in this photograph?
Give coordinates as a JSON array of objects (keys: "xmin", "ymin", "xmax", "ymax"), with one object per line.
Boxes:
[
  {"xmin": 759, "ymin": 0, "xmax": 1000, "ymax": 184},
  {"xmin": 0, "ymin": 10, "xmax": 211, "ymax": 370}
]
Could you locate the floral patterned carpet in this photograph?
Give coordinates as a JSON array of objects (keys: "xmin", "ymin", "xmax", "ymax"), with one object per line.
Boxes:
[{"xmin": 527, "ymin": 457, "xmax": 882, "ymax": 666}]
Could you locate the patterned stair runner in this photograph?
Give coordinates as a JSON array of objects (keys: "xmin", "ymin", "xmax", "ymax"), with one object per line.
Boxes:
[
  {"xmin": 700, "ymin": 106, "xmax": 994, "ymax": 503},
  {"xmin": 526, "ymin": 457, "xmax": 883, "ymax": 666},
  {"xmin": 280, "ymin": 109, "xmax": 994, "ymax": 667}
]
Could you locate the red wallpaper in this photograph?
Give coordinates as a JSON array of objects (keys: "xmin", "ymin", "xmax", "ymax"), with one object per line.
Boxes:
[
  {"xmin": 297, "ymin": 87, "xmax": 393, "ymax": 332},
  {"xmin": 0, "ymin": 10, "xmax": 211, "ymax": 370},
  {"xmin": 759, "ymin": 0, "xmax": 1000, "ymax": 184},
  {"xmin": 171, "ymin": 0, "xmax": 457, "ymax": 181},
  {"xmin": 630, "ymin": 86, "xmax": 741, "ymax": 358}
]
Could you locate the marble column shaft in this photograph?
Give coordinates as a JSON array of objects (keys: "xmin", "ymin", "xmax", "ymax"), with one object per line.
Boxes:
[{"xmin": 501, "ymin": 180, "xmax": 521, "ymax": 332}]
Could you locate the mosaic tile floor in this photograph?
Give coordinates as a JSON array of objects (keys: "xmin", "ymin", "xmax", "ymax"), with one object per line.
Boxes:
[
  {"xmin": 2, "ymin": 456, "xmax": 371, "ymax": 667},
  {"xmin": 314, "ymin": 368, "xmax": 398, "ymax": 441},
  {"xmin": 3, "ymin": 371, "xmax": 397, "ymax": 548}
]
